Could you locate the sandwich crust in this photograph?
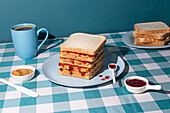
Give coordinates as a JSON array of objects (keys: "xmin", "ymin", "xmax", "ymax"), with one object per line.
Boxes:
[{"xmin": 134, "ymin": 22, "xmax": 170, "ymax": 34}]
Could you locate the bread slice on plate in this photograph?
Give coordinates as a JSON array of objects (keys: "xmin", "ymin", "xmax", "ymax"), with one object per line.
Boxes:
[
  {"xmin": 60, "ymin": 47, "xmax": 104, "ymax": 62},
  {"xmin": 134, "ymin": 22, "xmax": 170, "ymax": 34},
  {"xmin": 135, "ymin": 37, "xmax": 155, "ymax": 43},
  {"xmin": 134, "ymin": 37, "xmax": 170, "ymax": 46},
  {"xmin": 59, "ymin": 64, "xmax": 103, "ymax": 79},
  {"xmin": 60, "ymin": 33, "xmax": 106, "ymax": 55},
  {"xmin": 135, "ymin": 37, "xmax": 169, "ymax": 44},
  {"xmin": 133, "ymin": 31, "xmax": 170, "ymax": 40}
]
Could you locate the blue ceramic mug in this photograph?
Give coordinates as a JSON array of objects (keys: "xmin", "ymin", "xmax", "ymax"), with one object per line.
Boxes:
[{"xmin": 10, "ymin": 23, "xmax": 49, "ymax": 60}]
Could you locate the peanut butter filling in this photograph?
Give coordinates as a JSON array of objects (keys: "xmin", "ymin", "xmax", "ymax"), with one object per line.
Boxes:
[{"xmin": 12, "ymin": 69, "xmax": 33, "ymax": 76}]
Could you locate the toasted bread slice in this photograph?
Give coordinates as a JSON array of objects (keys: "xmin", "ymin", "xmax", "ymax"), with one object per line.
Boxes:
[
  {"xmin": 60, "ymin": 33, "xmax": 106, "ymax": 55},
  {"xmin": 134, "ymin": 22, "xmax": 170, "ymax": 34},
  {"xmin": 133, "ymin": 31, "xmax": 170, "ymax": 40},
  {"xmin": 134, "ymin": 37, "xmax": 170, "ymax": 46}
]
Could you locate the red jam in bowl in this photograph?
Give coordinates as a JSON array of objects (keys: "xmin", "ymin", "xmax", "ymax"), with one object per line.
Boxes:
[
  {"xmin": 109, "ymin": 64, "xmax": 116, "ymax": 69},
  {"xmin": 126, "ymin": 79, "xmax": 146, "ymax": 87}
]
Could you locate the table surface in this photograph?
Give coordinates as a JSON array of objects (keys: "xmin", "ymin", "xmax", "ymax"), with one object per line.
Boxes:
[{"xmin": 0, "ymin": 31, "xmax": 170, "ymax": 113}]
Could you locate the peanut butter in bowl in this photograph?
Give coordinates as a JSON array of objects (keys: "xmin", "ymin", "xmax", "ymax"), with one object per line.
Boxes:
[
  {"xmin": 11, "ymin": 65, "xmax": 35, "ymax": 82},
  {"xmin": 12, "ymin": 69, "xmax": 33, "ymax": 76}
]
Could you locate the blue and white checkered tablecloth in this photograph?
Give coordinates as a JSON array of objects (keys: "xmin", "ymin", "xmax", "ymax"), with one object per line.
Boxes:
[{"xmin": 0, "ymin": 31, "xmax": 170, "ymax": 113}]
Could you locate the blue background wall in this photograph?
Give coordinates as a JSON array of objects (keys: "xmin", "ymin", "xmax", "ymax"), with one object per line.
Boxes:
[{"xmin": 0, "ymin": 0, "xmax": 170, "ymax": 42}]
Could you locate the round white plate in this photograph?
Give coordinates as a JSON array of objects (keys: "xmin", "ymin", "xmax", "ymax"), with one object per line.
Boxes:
[
  {"xmin": 42, "ymin": 52, "xmax": 125, "ymax": 87},
  {"xmin": 122, "ymin": 30, "xmax": 170, "ymax": 49}
]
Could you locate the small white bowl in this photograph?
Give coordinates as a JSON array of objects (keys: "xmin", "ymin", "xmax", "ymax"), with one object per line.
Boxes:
[
  {"xmin": 124, "ymin": 76, "xmax": 161, "ymax": 94},
  {"xmin": 11, "ymin": 65, "xmax": 35, "ymax": 82}
]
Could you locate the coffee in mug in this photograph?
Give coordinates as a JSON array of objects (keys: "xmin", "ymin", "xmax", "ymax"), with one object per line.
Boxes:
[{"xmin": 12, "ymin": 26, "xmax": 35, "ymax": 31}]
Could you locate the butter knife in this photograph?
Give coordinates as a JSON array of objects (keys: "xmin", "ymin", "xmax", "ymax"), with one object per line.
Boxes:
[{"xmin": 0, "ymin": 78, "xmax": 39, "ymax": 97}]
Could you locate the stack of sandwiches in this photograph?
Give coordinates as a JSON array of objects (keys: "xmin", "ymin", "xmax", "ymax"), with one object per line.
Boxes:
[
  {"xmin": 59, "ymin": 33, "xmax": 106, "ymax": 79},
  {"xmin": 133, "ymin": 22, "xmax": 170, "ymax": 46}
]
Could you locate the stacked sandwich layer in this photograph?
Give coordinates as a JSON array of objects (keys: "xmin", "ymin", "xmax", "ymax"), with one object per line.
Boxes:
[
  {"xmin": 58, "ymin": 33, "xmax": 106, "ymax": 79},
  {"xmin": 133, "ymin": 22, "xmax": 170, "ymax": 46}
]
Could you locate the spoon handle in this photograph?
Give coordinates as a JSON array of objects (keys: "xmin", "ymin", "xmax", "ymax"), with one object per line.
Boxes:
[
  {"xmin": 146, "ymin": 85, "xmax": 162, "ymax": 90},
  {"xmin": 112, "ymin": 70, "xmax": 116, "ymax": 84}
]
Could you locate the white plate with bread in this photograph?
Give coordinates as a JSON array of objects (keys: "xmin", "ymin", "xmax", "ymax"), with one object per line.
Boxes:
[
  {"xmin": 42, "ymin": 52, "xmax": 125, "ymax": 87},
  {"xmin": 123, "ymin": 22, "xmax": 170, "ymax": 49}
]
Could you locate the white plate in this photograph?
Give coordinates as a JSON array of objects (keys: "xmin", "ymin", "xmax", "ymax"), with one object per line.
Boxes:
[
  {"xmin": 41, "ymin": 52, "xmax": 125, "ymax": 87},
  {"xmin": 122, "ymin": 31, "xmax": 170, "ymax": 49}
]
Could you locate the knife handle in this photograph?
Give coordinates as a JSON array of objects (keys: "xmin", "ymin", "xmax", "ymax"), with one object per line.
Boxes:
[
  {"xmin": 0, "ymin": 78, "xmax": 39, "ymax": 97},
  {"xmin": 0, "ymin": 78, "xmax": 17, "ymax": 88}
]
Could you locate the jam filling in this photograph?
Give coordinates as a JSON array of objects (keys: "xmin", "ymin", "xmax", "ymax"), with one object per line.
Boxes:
[
  {"xmin": 61, "ymin": 57, "xmax": 92, "ymax": 64},
  {"xmin": 62, "ymin": 51, "xmax": 97, "ymax": 57},
  {"xmin": 59, "ymin": 62, "xmax": 91, "ymax": 76},
  {"xmin": 126, "ymin": 79, "xmax": 146, "ymax": 87},
  {"xmin": 59, "ymin": 68, "xmax": 63, "ymax": 72},
  {"xmin": 109, "ymin": 64, "xmax": 116, "ymax": 69}
]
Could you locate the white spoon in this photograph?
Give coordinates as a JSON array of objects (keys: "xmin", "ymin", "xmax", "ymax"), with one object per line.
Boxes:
[
  {"xmin": 124, "ymin": 76, "xmax": 162, "ymax": 93},
  {"xmin": 108, "ymin": 63, "xmax": 117, "ymax": 84},
  {"xmin": 0, "ymin": 78, "xmax": 39, "ymax": 97}
]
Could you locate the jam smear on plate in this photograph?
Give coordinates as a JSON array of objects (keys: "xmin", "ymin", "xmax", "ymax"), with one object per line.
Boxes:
[
  {"xmin": 100, "ymin": 75, "xmax": 110, "ymax": 80},
  {"xmin": 105, "ymin": 76, "xmax": 110, "ymax": 79},
  {"xmin": 99, "ymin": 75, "xmax": 103, "ymax": 77}
]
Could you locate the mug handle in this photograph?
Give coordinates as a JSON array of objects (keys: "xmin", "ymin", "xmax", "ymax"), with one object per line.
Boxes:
[{"xmin": 37, "ymin": 28, "xmax": 49, "ymax": 51}]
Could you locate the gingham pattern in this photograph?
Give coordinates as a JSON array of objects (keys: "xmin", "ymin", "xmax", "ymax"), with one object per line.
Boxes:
[{"xmin": 0, "ymin": 32, "xmax": 170, "ymax": 113}]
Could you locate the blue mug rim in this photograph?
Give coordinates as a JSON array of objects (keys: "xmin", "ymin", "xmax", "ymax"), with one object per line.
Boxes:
[{"xmin": 11, "ymin": 23, "xmax": 36, "ymax": 31}]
